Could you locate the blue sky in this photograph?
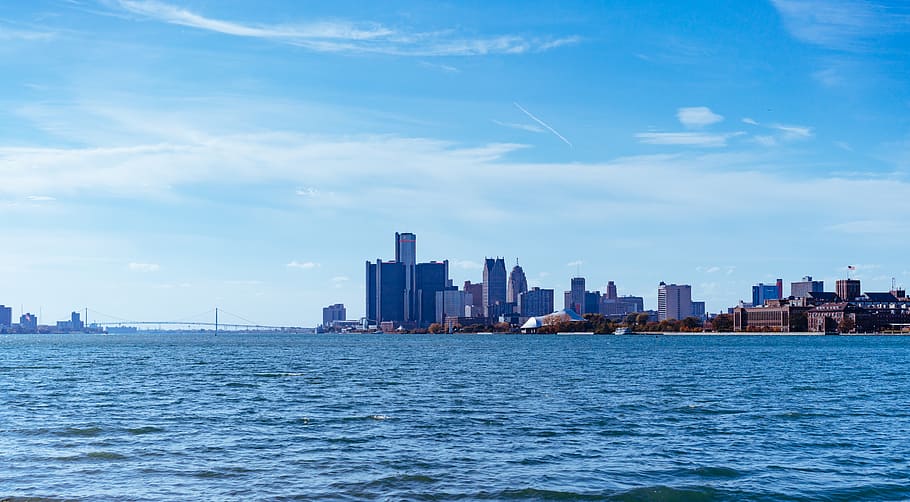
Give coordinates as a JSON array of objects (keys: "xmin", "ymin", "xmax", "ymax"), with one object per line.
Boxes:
[{"xmin": 2, "ymin": 0, "xmax": 910, "ymax": 326}]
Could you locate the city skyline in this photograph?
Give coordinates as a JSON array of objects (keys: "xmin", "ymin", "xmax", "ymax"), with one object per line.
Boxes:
[{"xmin": 2, "ymin": 1, "xmax": 910, "ymax": 326}]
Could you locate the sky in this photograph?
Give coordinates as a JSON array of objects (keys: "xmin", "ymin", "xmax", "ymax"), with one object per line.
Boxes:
[{"xmin": 2, "ymin": 0, "xmax": 910, "ymax": 326}]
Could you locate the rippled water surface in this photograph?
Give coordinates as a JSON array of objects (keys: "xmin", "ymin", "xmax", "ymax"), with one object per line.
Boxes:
[{"xmin": 3, "ymin": 333, "xmax": 910, "ymax": 500}]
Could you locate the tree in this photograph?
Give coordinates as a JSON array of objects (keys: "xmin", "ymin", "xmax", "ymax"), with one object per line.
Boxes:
[
  {"xmin": 427, "ymin": 323, "xmax": 444, "ymax": 334},
  {"xmin": 838, "ymin": 316, "xmax": 856, "ymax": 334},
  {"xmin": 790, "ymin": 312, "xmax": 808, "ymax": 332},
  {"xmin": 680, "ymin": 316, "xmax": 703, "ymax": 331},
  {"xmin": 712, "ymin": 314, "xmax": 734, "ymax": 332},
  {"xmin": 636, "ymin": 313, "xmax": 650, "ymax": 326},
  {"xmin": 624, "ymin": 313, "xmax": 638, "ymax": 325}
]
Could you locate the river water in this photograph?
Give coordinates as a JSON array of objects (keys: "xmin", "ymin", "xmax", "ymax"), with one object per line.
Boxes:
[{"xmin": 3, "ymin": 333, "xmax": 910, "ymax": 500}]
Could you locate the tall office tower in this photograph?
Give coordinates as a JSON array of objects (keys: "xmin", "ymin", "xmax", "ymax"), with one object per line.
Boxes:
[
  {"xmin": 19, "ymin": 313, "xmax": 38, "ymax": 333},
  {"xmin": 463, "ymin": 281, "xmax": 484, "ymax": 316},
  {"xmin": 365, "ymin": 259, "xmax": 406, "ymax": 324},
  {"xmin": 322, "ymin": 304, "xmax": 346, "ymax": 327},
  {"xmin": 791, "ymin": 276, "xmax": 824, "ymax": 298},
  {"xmin": 836, "ymin": 279, "xmax": 861, "ymax": 302},
  {"xmin": 71, "ymin": 312, "xmax": 84, "ymax": 331},
  {"xmin": 436, "ymin": 288, "xmax": 473, "ymax": 324},
  {"xmin": 507, "ymin": 260, "xmax": 528, "ymax": 307},
  {"xmin": 0, "ymin": 305, "xmax": 11, "ymax": 328},
  {"xmin": 395, "ymin": 232, "xmax": 417, "ymax": 321},
  {"xmin": 752, "ymin": 283, "xmax": 781, "ymax": 307},
  {"xmin": 564, "ymin": 277, "xmax": 586, "ymax": 313},
  {"xmin": 482, "ymin": 258, "xmax": 507, "ymax": 317},
  {"xmin": 415, "ymin": 261, "xmax": 448, "ymax": 328},
  {"xmin": 658, "ymin": 282, "xmax": 692, "ymax": 321},
  {"xmin": 605, "ymin": 281, "xmax": 618, "ymax": 300},
  {"xmin": 691, "ymin": 301, "xmax": 706, "ymax": 321},
  {"xmin": 520, "ymin": 288, "xmax": 555, "ymax": 317}
]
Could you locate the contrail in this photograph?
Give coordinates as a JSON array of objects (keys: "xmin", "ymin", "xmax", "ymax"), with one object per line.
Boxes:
[{"xmin": 513, "ymin": 102, "xmax": 573, "ymax": 148}]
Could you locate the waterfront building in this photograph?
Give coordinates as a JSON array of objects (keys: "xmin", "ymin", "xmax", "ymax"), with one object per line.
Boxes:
[
  {"xmin": 584, "ymin": 291, "xmax": 600, "ymax": 315},
  {"xmin": 482, "ymin": 258, "xmax": 507, "ymax": 318},
  {"xmin": 791, "ymin": 276, "xmax": 824, "ymax": 298},
  {"xmin": 836, "ymin": 279, "xmax": 861, "ymax": 302},
  {"xmin": 520, "ymin": 287, "xmax": 555, "ymax": 317},
  {"xmin": 0, "ymin": 305, "xmax": 11, "ymax": 329},
  {"xmin": 658, "ymin": 282, "xmax": 692, "ymax": 321},
  {"xmin": 605, "ymin": 281, "xmax": 618, "ymax": 300},
  {"xmin": 752, "ymin": 281, "xmax": 781, "ymax": 307},
  {"xmin": 365, "ymin": 259, "xmax": 406, "ymax": 325},
  {"xmin": 436, "ymin": 288, "xmax": 473, "ymax": 325},
  {"xmin": 564, "ymin": 277, "xmax": 586, "ymax": 313},
  {"xmin": 463, "ymin": 281, "xmax": 484, "ymax": 313},
  {"xmin": 322, "ymin": 303, "xmax": 346, "ymax": 327},
  {"xmin": 506, "ymin": 260, "xmax": 528, "ymax": 310},
  {"xmin": 732, "ymin": 303, "xmax": 809, "ymax": 332},
  {"xmin": 415, "ymin": 261, "xmax": 448, "ymax": 327},
  {"xmin": 20, "ymin": 313, "xmax": 38, "ymax": 333},
  {"xmin": 691, "ymin": 301, "xmax": 706, "ymax": 321},
  {"xmin": 600, "ymin": 295, "xmax": 645, "ymax": 317},
  {"xmin": 395, "ymin": 232, "xmax": 417, "ymax": 322}
]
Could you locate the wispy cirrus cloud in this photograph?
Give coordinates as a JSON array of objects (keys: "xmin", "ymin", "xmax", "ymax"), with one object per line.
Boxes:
[
  {"xmin": 129, "ymin": 262, "xmax": 160, "ymax": 272},
  {"xmin": 635, "ymin": 132, "xmax": 742, "ymax": 147},
  {"xmin": 113, "ymin": 0, "xmax": 579, "ymax": 56},
  {"xmin": 742, "ymin": 118, "xmax": 813, "ymax": 146},
  {"xmin": 770, "ymin": 0, "xmax": 909, "ymax": 51},
  {"xmin": 0, "ymin": 26, "xmax": 55, "ymax": 41},
  {"xmin": 492, "ymin": 119, "xmax": 544, "ymax": 134},
  {"xmin": 287, "ymin": 260, "xmax": 319, "ymax": 269}
]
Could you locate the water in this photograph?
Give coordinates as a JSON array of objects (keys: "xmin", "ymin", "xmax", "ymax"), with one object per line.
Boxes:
[{"xmin": 3, "ymin": 333, "xmax": 910, "ymax": 500}]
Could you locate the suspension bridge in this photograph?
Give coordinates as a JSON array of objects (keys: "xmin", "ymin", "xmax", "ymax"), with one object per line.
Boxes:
[{"xmin": 84, "ymin": 308, "xmax": 314, "ymax": 334}]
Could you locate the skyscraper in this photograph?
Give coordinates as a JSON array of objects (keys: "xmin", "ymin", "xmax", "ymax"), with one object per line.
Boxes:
[
  {"xmin": 395, "ymin": 232, "xmax": 417, "ymax": 321},
  {"xmin": 564, "ymin": 277, "xmax": 586, "ymax": 313},
  {"xmin": 752, "ymin": 282, "xmax": 781, "ymax": 307},
  {"xmin": 322, "ymin": 303, "xmax": 346, "ymax": 327},
  {"xmin": 605, "ymin": 281, "xmax": 618, "ymax": 300},
  {"xmin": 658, "ymin": 282, "xmax": 692, "ymax": 321},
  {"xmin": 482, "ymin": 258, "xmax": 507, "ymax": 318},
  {"xmin": 507, "ymin": 260, "xmax": 528, "ymax": 307},
  {"xmin": 0, "ymin": 305, "xmax": 11, "ymax": 329},
  {"xmin": 415, "ymin": 261, "xmax": 448, "ymax": 327},
  {"xmin": 520, "ymin": 287, "xmax": 554, "ymax": 317},
  {"xmin": 365, "ymin": 259, "xmax": 406, "ymax": 324}
]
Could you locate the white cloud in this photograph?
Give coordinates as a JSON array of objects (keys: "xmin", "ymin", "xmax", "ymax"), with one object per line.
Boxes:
[
  {"xmin": 419, "ymin": 61, "xmax": 460, "ymax": 73},
  {"xmin": 491, "ymin": 120, "xmax": 545, "ymax": 133},
  {"xmin": 636, "ymin": 132, "xmax": 741, "ymax": 147},
  {"xmin": 453, "ymin": 260, "xmax": 483, "ymax": 270},
  {"xmin": 772, "ymin": 124, "xmax": 813, "ymax": 139},
  {"xmin": 224, "ymin": 279, "xmax": 263, "ymax": 285},
  {"xmin": 26, "ymin": 195, "xmax": 56, "ymax": 201},
  {"xmin": 770, "ymin": 0, "xmax": 903, "ymax": 51},
  {"xmin": 287, "ymin": 260, "xmax": 319, "ymax": 269},
  {"xmin": 742, "ymin": 117, "xmax": 759, "ymax": 126},
  {"xmin": 332, "ymin": 276, "xmax": 350, "ymax": 282},
  {"xmin": 566, "ymin": 260, "xmax": 583, "ymax": 267},
  {"xmin": 114, "ymin": 0, "xmax": 579, "ymax": 56},
  {"xmin": 677, "ymin": 107, "xmax": 724, "ymax": 128},
  {"xmin": 128, "ymin": 262, "xmax": 160, "ymax": 272},
  {"xmin": 0, "ymin": 27, "xmax": 55, "ymax": 41}
]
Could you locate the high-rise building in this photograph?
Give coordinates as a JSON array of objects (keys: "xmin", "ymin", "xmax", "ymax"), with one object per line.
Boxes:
[
  {"xmin": 365, "ymin": 259, "xmax": 406, "ymax": 325},
  {"xmin": 600, "ymin": 296, "xmax": 644, "ymax": 316},
  {"xmin": 395, "ymin": 232, "xmax": 417, "ymax": 321},
  {"xmin": 658, "ymin": 282, "xmax": 692, "ymax": 321},
  {"xmin": 836, "ymin": 279, "xmax": 861, "ymax": 302},
  {"xmin": 19, "ymin": 313, "xmax": 38, "ymax": 333},
  {"xmin": 564, "ymin": 277, "xmax": 586, "ymax": 313},
  {"xmin": 463, "ymin": 281, "xmax": 484, "ymax": 315},
  {"xmin": 482, "ymin": 258, "xmax": 507, "ymax": 317},
  {"xmin": 436, "ymin": 288, "xmax": 473, "ymax": 324},
  {"xmin": 752, "ymin": 282, "xmax": 781, "ymax": 307},
  {"xmin": 71, "ymin": 312, "xmax": 84, "ymax": 331},
  {"xmin": 0, "ymin": 305, "xmax": 11, "ymax": 328},
  {"xmin": 691, "ymin": 301, "xmax": 706, "ymax": 321},
  {"xmin": 791, "ymin": 276, "xmax": 824, "ymax": 298},
  {"xmin": 322, "ymin": 304, "xmax": 346, "ymax": 327},
  {"xmin": 520, "ymin": 287, "xmax": 554, "ymax": 317},
  {"xmin": 415, "ymin": 261, "xmax": 448, "ymax": 327},
  {"xmin": 507, "ymin": 260, "xmax": 528, "ymax": 308},
  {"xmin": 605, "ymin": 281, "xmax": 618, "ymax": 300}
]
